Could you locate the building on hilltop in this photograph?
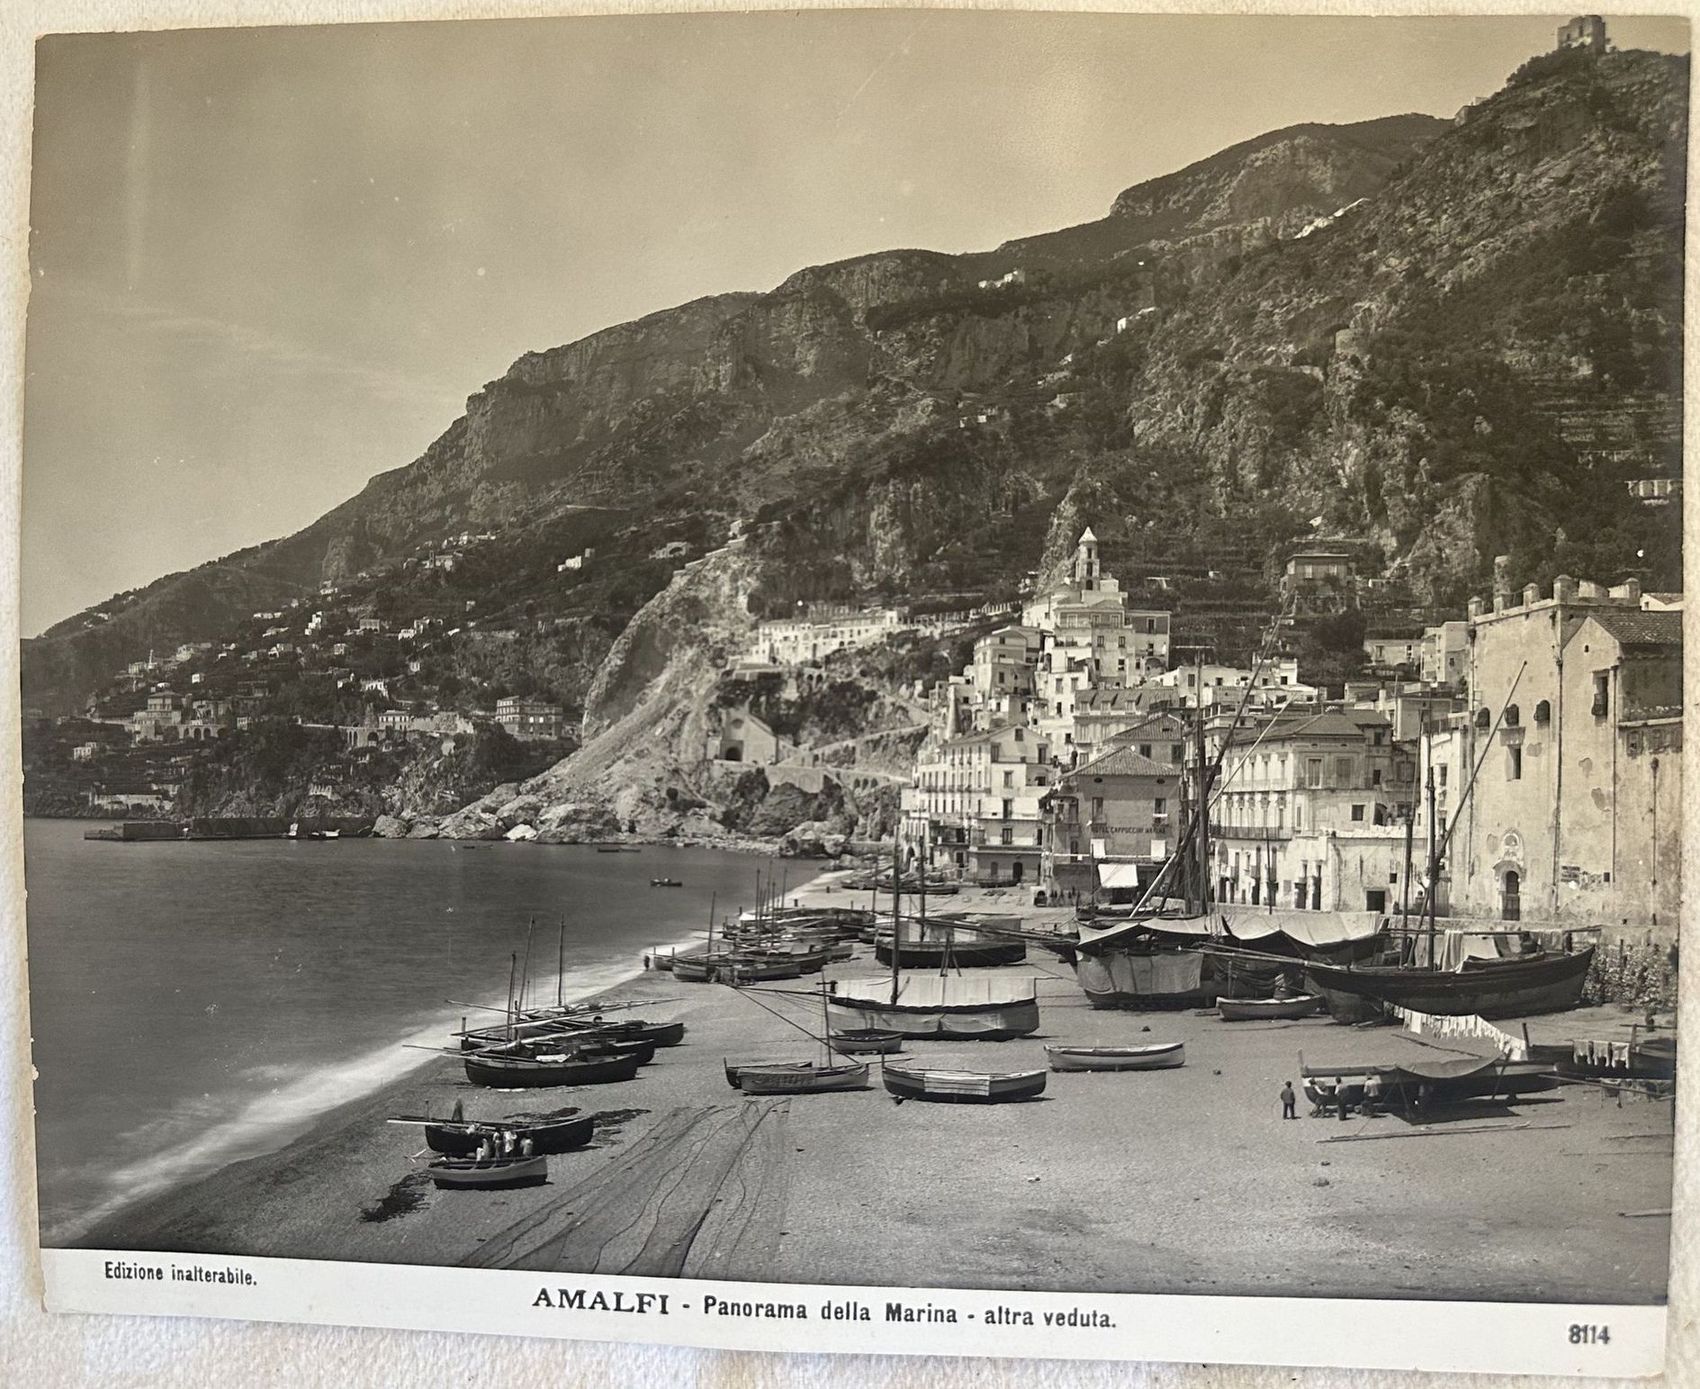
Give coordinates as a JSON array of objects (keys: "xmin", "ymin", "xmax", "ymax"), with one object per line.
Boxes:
[
  {"xmin": 1556, "ymin": 14, "xmax": 1607, "ymax": 53},
  {"xmin": 705, "ymin": 705, "xmax": 791, "ymax": 765},
  {"xmin": 738, "ymin": 605, "xmax": 904, "ymax": 668}
]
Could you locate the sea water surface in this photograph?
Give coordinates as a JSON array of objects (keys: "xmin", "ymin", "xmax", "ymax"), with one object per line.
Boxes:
[{"xmin": 23, "ymin": 820, "xmax": 791, "ymax": 1244}]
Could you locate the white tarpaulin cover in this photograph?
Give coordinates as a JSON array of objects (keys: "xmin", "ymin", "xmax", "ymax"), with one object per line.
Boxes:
[
  {"xmin": 831, "ymin": 975, "xmax": 1038, "ymax": 1008},
  {"xmin": 1221, "ymin": 909, "xmax": 1386, "ymax": 949},
  {"xmin": 1075, "ymin": 950, "xmax": 1205, "ymax": 998}
]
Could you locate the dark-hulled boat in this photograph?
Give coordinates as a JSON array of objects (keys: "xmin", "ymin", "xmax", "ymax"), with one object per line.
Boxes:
[
  {"xmin": 1304, "ymin": 945, "xmax": 1595, "ymax": 1021},
  {"xmin": 428, "ymin": 1154, "xmax": 549, "ymax": 1188},
  {"xmin": 419, "ymin": 1112, "xmax": 595, "ymax": 1156},
  {"xmin": 1300, "ymin": 1054, "xmax": 1558, "ymax": 1110},
  {"xmin": 463, "ymin": 1048, "xmax": 642, "ymax": 1088},
  {"xmin": 882, "ymin": 1064, "xmax": 1047, "ymax": 1104}
]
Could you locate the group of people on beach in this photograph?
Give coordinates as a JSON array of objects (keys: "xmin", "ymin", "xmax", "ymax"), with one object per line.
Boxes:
[
  {"xmin": 1280, "ymin": 1073, "xmax": 1425, "ymax": 1121},
  {"xmin": 471, "ymin": 1129, "xmax": 535, "ymax": 1163}
]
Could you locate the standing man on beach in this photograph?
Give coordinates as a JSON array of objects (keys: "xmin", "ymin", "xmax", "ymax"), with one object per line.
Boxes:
[
  {"xmin": 1335, "ymin": 1076, "xmax": 1350, "ymax": 1121},
  {"xmin": 1280, "ymin": 1081, "xmax": 1297, "ymax": 1119},
  {"xmin": 1363, "ymin": 1071, "xmax": 1383, "ymax": 1118}
]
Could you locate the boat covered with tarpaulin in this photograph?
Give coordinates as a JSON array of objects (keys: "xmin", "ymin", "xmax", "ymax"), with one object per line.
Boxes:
[
  {"xmin": 825, "ymin": 974, "xmax": 1040, "ymax": 1039},
  {"xmin": 1299, "ymin": 1052, "xmax": 1558, "ymax": 1109},
  {"xmin": 882, "ymin": 1064, "xmax": 1046, "ymax": 1103}
]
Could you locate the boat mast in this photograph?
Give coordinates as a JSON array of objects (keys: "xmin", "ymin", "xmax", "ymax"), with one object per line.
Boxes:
[
  {"xmin": 519, "ymin": 916, "xmax": 536, "ymax": 1015},
  {"xmin": 506, "ymin": 953, "xmax": 517, "ymax": 1043},
  {"xmin": 890, "ymin": 834, "xmax": 902, "ymax": 1007},
  {"xmin": 556, "ymin": 917, "xmax": 565, "ymax": 1009},
  {"xmin": 1424, "ymin": 769, "xmax": 1439, "ymax": 971},
  {"xmin": 1194, "ymin": 653, "xmax": 1211, "ymax": 918}
]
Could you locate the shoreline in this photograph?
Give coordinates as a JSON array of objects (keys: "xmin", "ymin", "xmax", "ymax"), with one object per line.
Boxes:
[
  {"xmin": 53, "ymin": 885, "xmax": 1674, "ymax": 1302},
  {"xmin": 55, "ymin": 862, "xmax": 841, "ymax": 1247}
]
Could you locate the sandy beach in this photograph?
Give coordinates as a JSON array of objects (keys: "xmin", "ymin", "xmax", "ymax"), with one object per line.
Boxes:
[{"xmin": 70, "ymin": 873, "xmax": 1675, "ymax": 1305}]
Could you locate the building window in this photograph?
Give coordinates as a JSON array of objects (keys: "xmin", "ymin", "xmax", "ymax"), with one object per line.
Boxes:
[
  {"xmin": 1591, "ymin": 673, "xmax": 1609, "ymax": 718},
  {"xmin": 1351, "ymin": 804, "xmax": 1365, "ymax": 823},
  {"xmin": 1508, "ymin": 745, "xmax": 1522, "ymax": 780},
  {"xmin": 1534, "ymin": 699, "xmax": 1552, "ymax": 725},
  {"xmin": 1305, "ymin": 758, "xmax": 1323, "ymax": 788},
  {"xmin": 1002, "ymin": 770, "xmax": 1013, "ymax": 788},
  {"xmin": 1334, "ymin": 757, "xmax": 1353, "ymax": 784},
  {"xmin": 1002, "ymin": 799, "xmax": 1013, "ymax": 820},
  {"xmin": 1154, "ymin": 797, "xmax": 1166, "ymax": 816},
  {"xmin": 1371, "ymin": 769, "xmax": 1383, "ymax": 786},
  {"xmin": 1092, "ymin": 797, "xmax": 1105, "ymax": 820},
  {"xmin": 1000, "ymin": 827, "xmax": 1013, "ymax": 846},
  {"xmin": 1504, "ymin": 704, "xmax": 1520, "ymax": 727}
]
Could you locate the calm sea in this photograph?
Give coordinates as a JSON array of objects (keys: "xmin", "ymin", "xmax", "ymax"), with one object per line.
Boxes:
[{"xmin": 22, "ymin": 819, "xmax": 792, "ymax": 1244}]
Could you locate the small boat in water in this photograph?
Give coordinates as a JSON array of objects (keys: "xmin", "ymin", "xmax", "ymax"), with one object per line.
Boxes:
[
  {"xmin": 1044, "ymin": 1042, "xmax": 1185, "ymax": 1072},
  {"xmin": 882, "ymin": 1064, "xmax": 1047, "ymax": 1104},
  {"xmin": 829, "ymin": 1029, "xmax": 905, "ymax": 1056},
  {"xmin": 1216, "ymin": 994, "xmax": 1321, "ymax": 1021},
  {"xmin": 651, "ymin": 877, "xmax": 683, "ymax": 887},
  {"xmin": 427, "ymin": 1154, "xmax": 549, "ymax": 1189},
  {"xmin": 723, "ymin": 1059, "xmax": 870, "ymax": 1094}
]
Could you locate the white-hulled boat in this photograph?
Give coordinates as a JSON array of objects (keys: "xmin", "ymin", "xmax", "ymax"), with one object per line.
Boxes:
[
  {"xmin": 1216, "ymin": 994, "xmax": 1321, "ymax": 1021},
  {"xmin": 1043, "ymin": 1041, "xmax": 1185, "ymax": 1072},
  {"xmin": 723, "ymin": 1059, "xmax": 871, "ymax": 1094},
  {"xmin": 427, "ymin": 1154, "xmax": 549, "ymax": 1189}
]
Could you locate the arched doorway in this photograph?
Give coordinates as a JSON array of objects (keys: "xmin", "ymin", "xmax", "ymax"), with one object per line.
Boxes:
[{"xmin": 1501, "ymin": 869, "xmax": 1521, "ymax": 921}]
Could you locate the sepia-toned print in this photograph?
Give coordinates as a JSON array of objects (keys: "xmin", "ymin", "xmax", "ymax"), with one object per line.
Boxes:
[{"xmin": 17, "ymin": 9, "xmax": 1686, "ymax": 1374}]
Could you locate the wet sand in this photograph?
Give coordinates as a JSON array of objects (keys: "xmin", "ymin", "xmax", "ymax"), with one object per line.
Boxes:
[{"xmin": 71, "ymin": 875, "xmax": 1675, "ymax": 1303}]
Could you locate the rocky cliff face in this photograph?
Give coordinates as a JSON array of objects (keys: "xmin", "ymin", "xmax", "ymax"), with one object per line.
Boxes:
[{"xmin": 25, "ymin": 44, "xmax": 1685, "ymax": 867}]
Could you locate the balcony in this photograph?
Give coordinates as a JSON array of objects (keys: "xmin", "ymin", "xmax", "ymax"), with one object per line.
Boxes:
[{"xmin": 1209, "ymin": 821, "xmax": 1292, "ymax": 842}]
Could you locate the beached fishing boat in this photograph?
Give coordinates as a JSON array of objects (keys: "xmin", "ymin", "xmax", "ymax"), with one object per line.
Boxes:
[
  {"xmin": 1217, "ymin": 994, "xmax": 1322, "ymax": 1021},
  {"xmin": 723, "ymin": 1059, "xmax": 871, "ymax": 1094},
  {"xmin": 462, "ymin": 1048, "xmax": 641, "ymax": 1089},
  {"xmin": 828, "ymin": 838, "xmax": 1041, "ymax": 1039},
  {"xmin": 460, "ymin": 1016, "xmax": 684, "ymax": 1051},
  {"xmin": 1299, "ymin": 1054, "xmax": 1558, "ymax": 1111},
  {"xmin": 427, "ymin": 1154, "xmax": 549, "ymax": 1189},
  {"xmin": 874, "ymin": 918, "xmax": 1027, "ymax": 968},
  {"xmin": 1043, "ymin": 1042, "xmax": 1185, "ymax": 1071},
  {"xmin": 828, "ymin": 1028, "xmax": 905, "ymax": 1055},
  {"xmin": 882, "ymin": 1064, "xmax": 1047, "ymax": 1104},
  {"xmin": 1554, "ymin": 1032, "xmax": 1677, "ymax": 1082},
  {"xmin": 1304, "ymin": 945, "xmax": 1595, "ymax": 1021},
  {"xmin": 650, "ymin": 877, "xmax": 683, "ymax": 887},
  {"xmin": 406, "ymin": 1112, "xmax": 595, "ymax": 1156}
]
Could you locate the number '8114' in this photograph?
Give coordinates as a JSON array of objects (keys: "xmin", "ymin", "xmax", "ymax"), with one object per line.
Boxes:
[{"xmin": 1569, "ymin": 1325, "xmax": 1610, "ymax": 1345}]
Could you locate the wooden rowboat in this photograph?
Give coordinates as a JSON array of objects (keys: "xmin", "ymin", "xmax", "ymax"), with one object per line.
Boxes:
[
  {"xmin": 881, "ymin": 1064, "xmax": 1047, "ymax": 1104},
  {"xmin": 419, "ymin": 1113, "xmax": 595, "ymax": 1156},
  {"xmin": 828, "ymin": 1029, "xmax": 905, "ymax": 1055},
  {"xmin": 1044, "ymin": 1042, "xmax": 1185, "ymax": 1072},
  {"xmin": 723, "ymin": 1059, "xmax": 871, "ymax": 1094},
  {"xmin": 427, "ymin": 1154, "xmax": 549, "ymax": 1189},
  {"xmin": 1216, "ymin": 995, "xmax": 1321, "ymax": 1021},
  {"xmin": 463, "ymin": 1048, "xmax": 641, "ymax": 1089}
]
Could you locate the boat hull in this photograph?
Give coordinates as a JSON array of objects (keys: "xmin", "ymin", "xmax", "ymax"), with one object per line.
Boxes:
[
  {"xmin": 825, "ymin": 998, "xmax": 1039, "ymax": 1040},
  {"xmin": 724, "ymin": 1060, "xmax": 871, "ymax": 1094},
  {"xmin": 882, "ymin": 1066, "xmax": 1046, "ymax": 1103},
  {"xmin": 428, "ymin": 1154, "xmax": 549, "ymax": 1188},
  {"xmin": 1305, "ymin": 947, "xmax": 1595, "ymax": 1021},
  {"xmin": 463, "ymin": 1051, "xmax": 641, "ymax": 1088},
  {"xmin": 1303, "ymin": 1062, "xmax": 1557, "ymax": 1110},
  {"xmin": 1216, "ymin": 995, "xmax": 1322, "ymax": 1021},
  {"xmin": 874, "ymin": 940, "xmax": 1028, "ymax": 968},
  {"xmin": 1044, "ymin": 1043, "xmax": 1184, "ymax": 1071},
  {"xmin": 423, "ymin": 1114, "xmax": 594, "ymax": 1156},
  {"xmin": 829, "ymin": 1029, "xmax": 905, "ymax": 1055}
]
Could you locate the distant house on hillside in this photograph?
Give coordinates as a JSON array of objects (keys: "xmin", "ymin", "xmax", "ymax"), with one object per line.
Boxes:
[
  {"xmin": 495, "ymin": 696, "xmax": 564, "ymax": 742},
  {"xmin": 706, "ymin": 706, "xmax": 791, "ymax": 765},
  {"xmin": 1556, "ymin": 14, "xmax": 1607, "ymax": 53}
]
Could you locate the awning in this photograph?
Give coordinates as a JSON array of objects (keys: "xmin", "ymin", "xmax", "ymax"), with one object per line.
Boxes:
[
  {"xmin": 1096, "ymin": 862, "xmax": 1145, "ymax": 890},
  {"xmin": 1221, "ymin": 908, "xmax": 1385, "ymax": 949}
]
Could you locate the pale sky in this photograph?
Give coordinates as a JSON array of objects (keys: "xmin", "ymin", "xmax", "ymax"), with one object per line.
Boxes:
[{"xmin": 21, "ymin": 10, "xmax": 1690, "ymax": 636}]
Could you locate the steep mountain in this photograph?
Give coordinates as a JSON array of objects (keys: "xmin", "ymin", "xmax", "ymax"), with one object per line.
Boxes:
[
  {"xmin": 22, "ymin": 111, "xmax": 1452, "ymax": 713},
  {"xmin": 22, "ymin": 45, "xmax": 1686, "ymax": 848}
]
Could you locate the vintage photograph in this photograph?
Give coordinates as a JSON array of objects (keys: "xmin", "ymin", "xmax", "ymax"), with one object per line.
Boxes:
[{"xmin": 16, "ymin": 7, "xmax": 1687, "ymax": 1369}]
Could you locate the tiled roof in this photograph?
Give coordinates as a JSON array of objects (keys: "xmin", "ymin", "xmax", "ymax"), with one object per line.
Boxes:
[
  {"xmin": 1066, "ymin": 745, "xmax": 1172, "ymax": 780},
  {"xmin": 1581, "ymin": 609, "xmax": 1682, "ymax": 649}
]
